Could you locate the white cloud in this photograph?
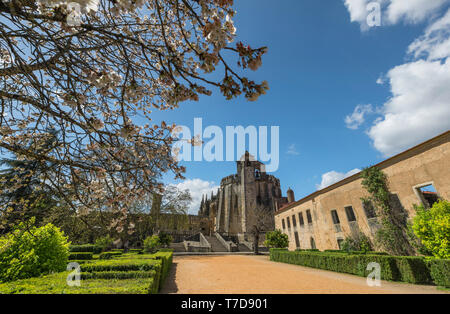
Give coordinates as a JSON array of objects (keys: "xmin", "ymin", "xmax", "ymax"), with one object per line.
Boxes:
[
  {"xmin": 172, "ymin": 178, "xmax": 219, "ymax": 215},
  {"xmin": 408, "ymin": 9, "xmax": 450, "ymax": 60},
  {"xmin": 386, "ymin": 0, "xmax": 449, "ymax": 24},
  {"xmin": 376, "ymin": 76, "xmax": 385, "ymax": 85},
  {"xmin": 344, "ymin": 0, "xmax": 373, "ymax": 24},
  {"xmin": 344, "ymin": 3, "xmax": 450, "ymax": 156},
  {"xmin": 345, "ymin": 104, "xmax": 373, "ymax": 130},
  {"xmin": 343, "ymin": 0, "xmax": 450, "ymax": 28},
  {"xmin": 316, "ymin": 169, "xmax": 361, "ymax": 190},
  {"xmin": 286, "ymin": 144, "xmax": 300, "ymax": 156},
  {"xmin": 368, "ymin": 58, "xmax": 450, "ymax": 156}
]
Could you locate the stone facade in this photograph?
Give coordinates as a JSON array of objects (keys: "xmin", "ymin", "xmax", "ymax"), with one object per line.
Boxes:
[
  {"xmin": 199, "ymin": 152, "xmax": 288, "ymax": 239},
  {"xmin": 275, "ymin": 131, "xmax": 450, "ymax": 251}
]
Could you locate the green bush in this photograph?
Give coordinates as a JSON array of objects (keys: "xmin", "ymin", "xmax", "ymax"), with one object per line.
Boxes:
[
  {"xmin": 427, "ymin": 259, "xmax": 450, "ymax": 288},
  {"xmin": 81, "ymin": 270, "xmax": 156, "ymax": 280},
  {"xmin": 0, "ymin": 271, "xmax": 158, "ymax": 294},
  {"xmin": 0, "ymin": 219, "xmax": 69, "ymax": 282},
  {"xmin": 99, "ymin": 251, "xmax": 122, "ymax": 260},
  {"xmin": 69, "ymin": 244, "xmax": 102, "ymax": 254},
  {"xmin": 153, "ymin": 251, "xmax": 173, "ymax": 287},
  {"xmin": 68, "ymin": 252, "xmax": 93, "ymax": 260},
  {"xmin": 143, "ymin": 235, "xmax": 161, "ymax": 253},
  {"xmin": 341, "ymin": 232, "xmax": 373, "ymax": 253},
  {"xmin": 82, "ymin": 259, "xmax": 161, "ymax": 273},
  {"xmin": 394, "ymin": 256, "xmax": 432, "ymax": 284},
  {"xmin": 323, "ymin": 250, "xmax": 388, "ymax": 256},
  {"xmin": 95, "ymin": 236, "xmax": 114, "ymax": 252},
  {"xmin": 264, "ymin": 230, "xmax": 289, "ymax": 248},
  {"xmin": 158, "ymin": 232, "xmax": 173, "ymax": 248},
  {"xmin": 412, "ymin": 200, "xmax": 450, "ymax": 259},
  {"xmin": 270, "ymin": 249, "xmax": 433, "ymax": 284}
]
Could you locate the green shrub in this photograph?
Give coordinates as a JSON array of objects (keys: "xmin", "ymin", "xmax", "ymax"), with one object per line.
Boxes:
[
  {"xmin": 159, "ymin": 232, "xmax": 173, "ymax": 248},
  {"xmin": 295, "ymin": 249, "xmax": 320, "ymax": 252},
  {"xmin": 81, "ymin": 257, "xmax": 163, "ymax": 293},
  {"xmin": 153, "ymin": 251, "xmax": 173, "ymax": 287},
  {"xmin": 143, "ymin": 235, "xmax": 161, "ymax": 253},
  {"xmin": 68, "ymin": 252, "xmax": 93, "ymax": 260},
  {"xmin": 81, "ymin": 270, "xmax": 156, "ymax": 280},
  {"xmin": 82, "ymin": 259, "xmax": 161, "ymax": 273},
  {"xmin": 0, "ymin": 219, "xmax": 69, "ymax": 282},
  {"xmin": 69, "ymin": 244, "xmax": 102, "ymax": 254},
  {"xmin": 0, "ymin": 271, "xmax": 158, "ymax": 294},
  {"xmin": 394, "ymin": 256, "xmax": 432, "ymax": 284},
  {"xmin": 341, "ymin": 232, "xmax": 373, "ymax": 253},
  {"xmin": 264, "ymin": 230, "xmax": 289, "ymax": 248},
  {"xmin": 412, "ymin": 200, "xmax": 450, "ymax": 259},
  {"xmin": 95, "ymin": 236, "xmax": 114, "ymax": 252},
  {"xmin": 323, "ymin": 250, "xmax": 389, "ymax": 256},
  {"xmin": 66, "ymin": 260, "xmax": 89, "ymax": 265},
  {"xmin": 270, "ymin": 249, "xmax": 433, "ymax": 284},
  {"xmin": 427, "ymin": 259, "xmax": 450, "ymax": 288},
  {"xmin": 99, "ymin": 251, "xmax": 122, "ymax": 260}
]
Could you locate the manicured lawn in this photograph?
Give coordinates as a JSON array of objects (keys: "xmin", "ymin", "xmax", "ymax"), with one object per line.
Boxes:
[
  {"xmin": 0, "ymin": 251, "xmax": 173, "ymax": 294},
  {"xmin": 0, "ymin": 271, "xmax": 154, "ymax": 294}
]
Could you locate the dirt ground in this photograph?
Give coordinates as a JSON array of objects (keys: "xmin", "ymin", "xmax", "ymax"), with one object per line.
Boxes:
[{"xmin": 160, "ymin": 255, "xmax": 448, "ymax": 294}]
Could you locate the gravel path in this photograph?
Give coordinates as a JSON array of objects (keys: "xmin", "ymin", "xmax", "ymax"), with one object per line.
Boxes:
[{"xmin": 160, "ymin": 255, "xmax": 448, "ymax": 294}]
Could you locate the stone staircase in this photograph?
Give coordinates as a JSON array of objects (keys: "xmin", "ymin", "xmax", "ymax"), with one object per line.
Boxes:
[
  {"xmin": 169, "ymin": 242, "xmax": 186, "ymax": 252},
  {"xmin": 204, "ymin": 235, "xmax": 228, "ymax": 252},
  {"xmin": 238, "ymin": 243, "xmax": 252, "ymax": 252}
]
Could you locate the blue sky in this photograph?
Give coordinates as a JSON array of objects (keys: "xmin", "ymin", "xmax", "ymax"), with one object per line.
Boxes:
[{"xmin": 157, "ymin": 0, "xmax": 450, "ymax": 214}]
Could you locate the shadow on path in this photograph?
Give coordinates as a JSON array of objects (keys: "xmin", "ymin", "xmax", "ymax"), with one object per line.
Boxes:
[{"xmin": 159, "ymin": 262, "xmax": 178, "ymax": 294}]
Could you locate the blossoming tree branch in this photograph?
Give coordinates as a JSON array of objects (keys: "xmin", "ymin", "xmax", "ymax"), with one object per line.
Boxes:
[{"xmin": 0, "ymin": 0, "xmax": 268, "ymax": 231}]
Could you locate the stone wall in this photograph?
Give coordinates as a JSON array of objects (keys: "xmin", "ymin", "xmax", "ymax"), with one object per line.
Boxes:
[{"xmin": 275, "ymin": 131, "xmax": 450, "ymax": 251}]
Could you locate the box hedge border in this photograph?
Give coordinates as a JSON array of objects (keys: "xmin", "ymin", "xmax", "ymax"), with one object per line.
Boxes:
[
  {"xmin": 68, "ymin": 252, "xmax": 93, "ymax": 260},
  {"xmin": 269, "ymin": 249, "xmax": 445, "ymax": 285},
  {"xmin": 69, "ymin": 245, "xmax": 102, "ymax": 254}
]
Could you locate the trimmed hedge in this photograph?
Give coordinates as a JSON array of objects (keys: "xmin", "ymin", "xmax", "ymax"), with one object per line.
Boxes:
[
  {"xmin": 99, "ymin": 251, "xmax": 123, "ymax": 260},
  {"xmin": 80, "ymin": 258, "xmax": 163, "ymax": 293},
  {"xmin": 69, "ymin": 245, "xmax": 102, "ymax": 254},
  {"xmin": 270, "ymin": 249, "xmax": 435, "ymax": 285},
  {"xmin": 427, "ymin": 259, "xmax": 450, "ymax": 288},
  {"xmin": 66, "ymin": 260, "xmax": 89, "ymax": 265},
  {"xmin": 82, "ymin": 259, "xmax": 162, "ymax": 273},
  {"xmin": 324, "ymin": 250, "xmax": 389, "ymax": 256},
  {"xmin": 81, "ymin": 270, "xmax": 156, "ymax": 280},
  {"xmin": 295, "ymin": 249, "xmax": 320, "ymax": 252},
  {"xmin": 0, "ymin": 271, "xmax": 159, "ymax": 294},
  {"xmin": 153, "ymin": 251, "xmax": 173, "ymax": 287},
  {"xmin": 68, "ymin": 252, "xmax": 93, "ymax": 260}
]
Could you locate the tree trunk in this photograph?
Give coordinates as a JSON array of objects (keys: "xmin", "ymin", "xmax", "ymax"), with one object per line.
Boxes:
[{"xmin": 253, "ymin": 233, "xmax": 259, "ymax": 255}]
